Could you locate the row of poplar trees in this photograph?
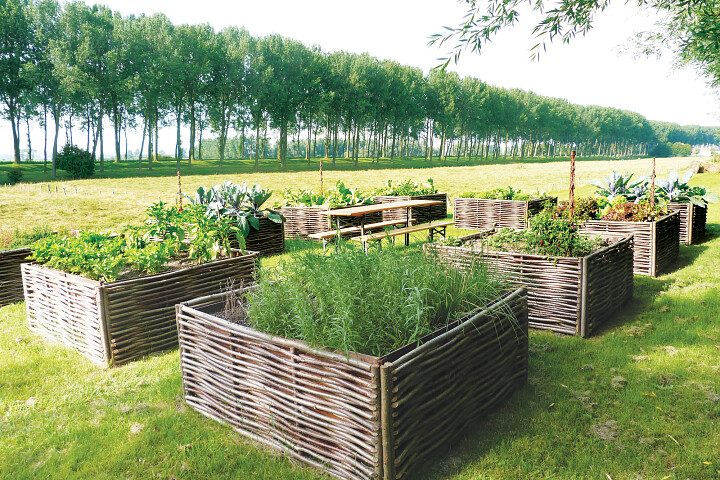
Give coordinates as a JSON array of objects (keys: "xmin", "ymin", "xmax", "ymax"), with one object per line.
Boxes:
[{"xmin": 1, "ymin": 0, "xmax": 718, "ymax": 177}]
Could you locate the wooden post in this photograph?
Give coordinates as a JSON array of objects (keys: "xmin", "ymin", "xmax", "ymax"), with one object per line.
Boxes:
[
  {"xmin": 650, "ymin": 157, "xmax": 656, "ymax": 211},
  {"xmin": 569, "ymin": 150, "xmax": 576, "ymax": 220},
  {"xmin": 177, "ymin": 170, "xmax": 183, "ymax": 212},
  {"xmin": 319, "ymin": 157, "xmax": 324, "ymax": 195}
]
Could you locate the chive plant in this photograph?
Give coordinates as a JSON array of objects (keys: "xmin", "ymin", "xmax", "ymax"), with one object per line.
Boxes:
[{"xmin": 243, "ymin": 246, "xmax": 510, "ymax": 357}]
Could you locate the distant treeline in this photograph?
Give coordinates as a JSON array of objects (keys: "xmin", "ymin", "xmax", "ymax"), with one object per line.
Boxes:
[{"xmin": 2, "ymin": 0, "xmax": 718, "ymax": 176}]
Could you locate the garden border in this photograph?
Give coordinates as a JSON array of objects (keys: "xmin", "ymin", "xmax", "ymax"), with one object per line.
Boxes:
[
  {"xmin": 668, "ymin": 202, "xmax": 706, "ymax": 245},
  {"xmin": 453, "ymin": 196, "xmax": 557, "ymax": 230},
  {"xmin": 0, "ymin": 247, "xmax": 32, "ymax": 306},
  {"xmin": 176, "ymin": 286, "xmax": 528, "ymax": 480},
  {"xmin": 22, "ymin": 251, "xmax": 257, "ymax": 366}
]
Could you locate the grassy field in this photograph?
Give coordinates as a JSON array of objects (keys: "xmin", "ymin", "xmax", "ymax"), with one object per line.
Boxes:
[
  {"xmin": 1, "ymin": 156, "xmax": 719, "ymax": 479},
  {"xmin": 0, "ymin": 155, "xmax": 692, "ymax": 233}
]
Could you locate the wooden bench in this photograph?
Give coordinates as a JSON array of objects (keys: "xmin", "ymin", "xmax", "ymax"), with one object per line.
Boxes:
[
  {"xmin": 308, "ymin": 219, "xmax": 411, "ymax": 249},
  {"xmin": 352, "ymin": 220, "xmax": 454, "ymax": 250}
]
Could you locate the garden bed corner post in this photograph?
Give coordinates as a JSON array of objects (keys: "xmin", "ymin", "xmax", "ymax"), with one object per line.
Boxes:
[
  {"xmin": 380, "ymin": 363, "xmax": 395, "ymax": 480},
  {"xmin": 97, "ymin": 285, "xmax": 113, "ymax": 365}
]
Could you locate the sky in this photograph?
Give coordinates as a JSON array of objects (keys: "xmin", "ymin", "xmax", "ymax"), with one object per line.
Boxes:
[{"xmin": 2, "ymin": 0, "xmax": 719, "ymax": 159}]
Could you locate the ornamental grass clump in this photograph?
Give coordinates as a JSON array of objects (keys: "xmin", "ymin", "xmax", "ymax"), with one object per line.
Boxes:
[{"xmin": 242, "ymin": 246, "xmax": 508, "ymax": 357}]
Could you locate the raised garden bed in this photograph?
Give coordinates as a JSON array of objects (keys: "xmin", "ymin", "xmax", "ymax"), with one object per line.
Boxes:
[
  {"xmin": 579, "ymin": 212, "xmax": 680, "ymax": 277},
  {"xmin": 425, "ymin": 233, "xmax": 633, "ymax": 336},
  {"xmin": 176, "ymin": 286, "xmax": 527, "ymax": 480},
  {"xmin": 277, "ymin": 205, "xmax": 382, "ymax": 238},
  {"xmin": 0, "ymin": 247, "xmax": 32, "ymax": 306},
  {"xmin": 668, "ymin": 202, "xmax": 707, "ymax": 245},
  {"xmin": 374, "ymin": 192, "xmax": 448, "ymax": 223},
  {"xmin": 453, "ymin": 196, "xmax": 557, "ymax": 230},
  {"xmin": 243, "ymin": 216, "xmax": 285, "ymax": 255},
  {"xmin": 22, "ymin": 251, "xmax": 257, "ymax": 366}
]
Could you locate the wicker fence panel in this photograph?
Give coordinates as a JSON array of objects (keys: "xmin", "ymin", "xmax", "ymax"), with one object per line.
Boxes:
[
  {"xmin": 374, "ymin": 193, "xmax": 448, "ymax": 223},
  {"xmin": 426, "ymin": 244, "xmax": 581, "ymax": 334},
  {"xmin": 387, "ymin": 289, "xmax": 528, "ymax": 480},
  {"xmin": 668, "ymin": 203, "xmax": 706, "ymax": 245},
  {"xmin": 579, "ymin": 212, "xmax": 679, "ymax": 276},
  {"xmin": 583, "ymin": 236, "xmax": 634, "ymax": 336},
  {"xmin": 22, "ymin": 264, "xmax": 108, "ymax": 364},
  {"xmin": 176, "ymin": 288, "xmax": 528, "ymax": 480},
  {"xmin": 453, "ymin": 197, "xmax": 557, "ymax": 231},
  {"xmin": 22, "ymin": 252, "xmax": 257, "ymax": 366},
  {"xmin": 0, "ymin": 248, "xmax": 32, "ymax": 306},
  {"xmin": 244, "ymin": 217, "xmax": 285, "ymax": 256},
  {"xmin": 177, "ymin": 297, "xmax": 381, "ymax": 480},
  {"xmin": 278, "ymin": 206, "xmax": 383, "ymax": 238}
]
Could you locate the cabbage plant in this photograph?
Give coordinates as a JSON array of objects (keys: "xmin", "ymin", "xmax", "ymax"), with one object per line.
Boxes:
[{"xmin": 655, "ymin": 169, "xmax": 719, "ymax": 206}]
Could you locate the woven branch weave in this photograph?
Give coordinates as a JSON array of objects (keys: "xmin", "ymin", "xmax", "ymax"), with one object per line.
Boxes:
[
  {"xmin": 374, "ymin": 193, "xmax": 448, "ymax": 224},
  {"xmin": 579, "ymin": 212, "xmax": 680, "ymax": 277},
  {"xmin": 425, "ymin": 235, "xmax": 633, "ymax": 336},
  {"xmin": 22, "ymin": 252, "xmax": 257, "ymax": 366},
  {"xmin": 277, "ymin": 206, "xmax": 382, "ymax": 238},
  {"xmin": 668, "ymin": 203, "xmax": 706, "ymax": 245},
  {"xmin": 0, "ymin": 247, "xmax": 32, "ymax": 306},
  {"xmin": 453, "ymin": 197, "xmax": 557, "ymax": 230},
  {"xmin": 176, "ymin": 287, "xmax": 528, "ymax": 480}
]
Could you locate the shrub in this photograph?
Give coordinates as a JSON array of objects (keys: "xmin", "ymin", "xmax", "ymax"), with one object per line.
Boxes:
[
  {"xmin": 6, "ymin": 167, "xmax": 23, "ymax": 185},
  {"xmin": 56, "ymin": 144, "xmax": 95, "ymax": 178}
]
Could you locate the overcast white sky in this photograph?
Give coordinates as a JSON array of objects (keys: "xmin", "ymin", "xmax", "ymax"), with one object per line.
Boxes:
[{"xmin": 2, "ymin": 0, "xmax": 719, "ymax": 158}]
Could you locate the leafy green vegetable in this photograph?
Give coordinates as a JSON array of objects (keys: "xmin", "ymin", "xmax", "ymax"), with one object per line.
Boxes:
[
  {"xmin": 459, "ymin": 186, "xmax": 544, "ymax": 201},
  {"xmin": 374, "ymin": 178, "xmax": 438, "ymax": 196},
  {"xmin": 590, "ymin": 171, "xmax": 648, "ymax": 203},
  {"xmin": 655, "ymin": 169, "xmax": 719, "ymax": 206}
]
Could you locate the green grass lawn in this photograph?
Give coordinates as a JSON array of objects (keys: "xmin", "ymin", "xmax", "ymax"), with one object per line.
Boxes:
[{"xmin": 1, "ymin": 157, "xmax": 719, "ymax": 479}]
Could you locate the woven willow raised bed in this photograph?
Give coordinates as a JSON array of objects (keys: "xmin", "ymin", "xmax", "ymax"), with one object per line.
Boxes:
[
  {"xmin": 176, "ymin": 287, "xmax": 528, "ymax": 480},
  {"xmin": 277, "ymin": 205, "xmax": 382, "ymax": 238},
  {"xmin": 579, "ymin": 212, "xmax": 680, "ymax": 277},
  {"xmin": 22, "ymin": 251, "xmax": 257, "ymax": 366},
  {"xmin": 668, "ymin": 202, "xmax": 707, "ymax": 245},
  {"xmin": 453, "ymin": 196, "xmax": 557, "ymax": 230},
  {"xmin": 425, "ymin": 234, "xmax": 633, "ymax": 336},
  {"xmin": 0, "ymin": 247, "xmax": 32, "ymax": 306},
  {"xmin": 243, "ymin": 216, "xmax": 285, "ymax": 256},
  {"xmin": 374, "ymin": 193, "xmax": 448, "ymax": 223}
]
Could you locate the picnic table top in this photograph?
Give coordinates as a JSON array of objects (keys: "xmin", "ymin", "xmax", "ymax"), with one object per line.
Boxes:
[{"xmin": 323, "ymin": 199, "xmax": 443, "ymax": 217}]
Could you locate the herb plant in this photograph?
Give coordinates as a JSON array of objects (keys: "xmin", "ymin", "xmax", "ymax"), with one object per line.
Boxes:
[{"xmin": 242, "ymin": 246, "xmax": 509, "ymax": 357}]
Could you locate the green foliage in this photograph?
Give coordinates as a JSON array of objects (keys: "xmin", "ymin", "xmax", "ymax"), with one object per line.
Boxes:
[
  {"xmin": 186, "ymin": 181, "xmax": 284, "ymax": 238},
  {"xmin": 324, "ymin": 180, "xmax": 374, "ymax": 208},
  {"xmin": 6, "ymin": 167, "xmax": 23, "ymax": 185},
  {"xmin": 4, "ymin": 224, "xmax": 55, "ymax": 249},
  {"xmin": 374, "ymin": 178, "xmax": 437, "ymax": 196},
  {"xmin": 553, "ymin": 197, "xmax": 601, "ymax": 221},
  {"xmin": 655, "ymin": 169, "xmax": 719, "ymax": 207},
  {"xmin": 56, "ymin": 144, "xmax": 95, "ymax": 178},
  {"xmin": 244, "ymin": 246, "xmax": 508, "ymax": 357},
  {"xmin": 484, "ymin": 210, "xmax": 603, "ymax": 257},
  {"xmin": 590, "ymin": 171, "xmax": 648, "ymax": 203},
  {"xmin": 459, "ymin": 186, "xmax": 543, "ymax": 200},
  {"xmin": 275, "ymin": 188, "xmax": 326, "ymax": 207},
  {"xmin": 600, "ymin": 200, "xmax": 668, "ymax": 222}
]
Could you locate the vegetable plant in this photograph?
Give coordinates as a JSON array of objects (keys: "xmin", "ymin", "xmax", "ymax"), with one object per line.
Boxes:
[
  {"xmin": 590, "ymin": 171, "xmax": 648, "ymax": 203},
  {"xmin": 374, "ymin": 178, "xmax": 438, "ymax": 196},
  {"xmin": 459, "ymin": 186, "xmax": 544, "ymax": 201},
  {"xmin": 655, "ymin": 169, "xmax": 719, "ymax": 206}
]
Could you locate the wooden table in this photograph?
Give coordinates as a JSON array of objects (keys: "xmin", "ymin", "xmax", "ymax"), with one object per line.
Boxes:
[{"xmin": 323, "ymin": 199, "xmax": 443, "ymax": 247}]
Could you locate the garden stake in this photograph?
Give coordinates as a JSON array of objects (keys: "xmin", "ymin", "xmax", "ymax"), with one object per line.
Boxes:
[
  {"xmin": 569, "ymin": 150, "xmax": 577, "ymax": 220},
  {"xmin": 650, "ymin": 157, "xmax": 656, "ymax": 211},
  {"xmin": 177, "ymin": 170, "xmax": 183, "ymax": 212}
]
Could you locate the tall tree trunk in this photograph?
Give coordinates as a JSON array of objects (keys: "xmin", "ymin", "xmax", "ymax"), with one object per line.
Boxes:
[
  {"xmin": 99, "ymin": 115, "xmax": 104, "ymax": 173},
  {"xmin": 306, "ymin": 115, "xmax": 312, "ymax": 163},
  {"xmin": 254, "ymin": 121, "xmax": 260, "ymax": 170},
  {"xmin": 113, "ymin": 106, "xmax": 121, "ymax": 162},
  {"xmin": 176, "ymin": 107, "xmax": 182, "ymax": 167},
  {"xmin": 154, "ymin": 109, "xmax": 159, "ymax": 163},
  {"xmin": 189, "ymin": 103, "xmax": 195, "ymax": 167},
  {"xmin": 43, "ymin": 106, "xmax": 48, "ymax": 173},
  {"xmin": 25, "ymin": 115, "xmax": 32, "ymax": 161},
  {"xmin": 147, "ymin": 103, "xmax": 154, "ymax": 171},
  {"xmin": 52, "ymin": 110, "xmax": 60, "ymax": 179}
]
